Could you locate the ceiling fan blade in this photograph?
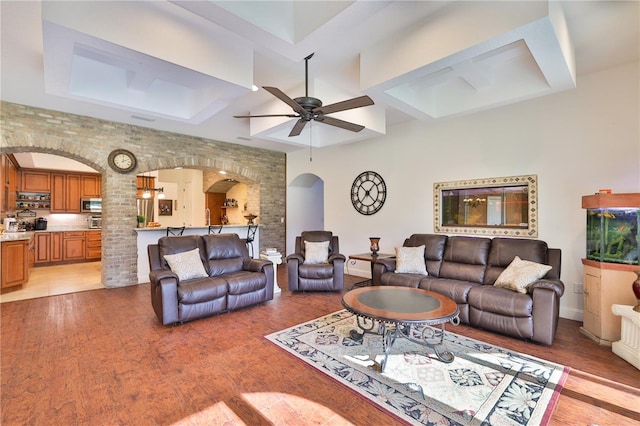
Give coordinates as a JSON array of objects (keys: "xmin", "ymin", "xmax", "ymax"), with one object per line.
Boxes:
[
  {"xmin": 316, "ymin": 116, "xmax": 365, "ymax": 132},
  {"xmin": 233, "ymin": 114, "xmax": 298, "ymax": 118},
  {"xmin": 289, "ymin": 119, "xmax": 308, "ymax": 137},
  {"xmin": 313, "ymin": 95, "xmax": 374, "ymax": 115},
  {"xmin": 263, "ymin": 86, "xmax": 306, "ymax": 114}
]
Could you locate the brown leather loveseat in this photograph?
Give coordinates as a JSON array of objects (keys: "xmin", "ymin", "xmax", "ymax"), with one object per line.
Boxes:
[
  {"xmin": 372, "ymin": 234, "xmax": 564, "ymax": 345},
  {"xmin": 148, "ymin": 233, "xmax": 274, "ymax": 325}
]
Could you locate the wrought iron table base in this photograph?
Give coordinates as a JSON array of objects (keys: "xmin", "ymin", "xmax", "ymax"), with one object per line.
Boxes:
[{"xmin": 350, "ymin": 315, "xmax": 459, "ymax": 372}]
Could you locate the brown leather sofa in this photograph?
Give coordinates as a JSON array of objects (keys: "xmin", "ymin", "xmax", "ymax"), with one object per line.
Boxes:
[
  {"xmin": 148, "ymin": 234, "xmax": 274, "ymax": 325},
  {"xmin": 372, "ymin": 234, "xmax": 564, "ymax": 345},
  {"xmin": 286, "ymin": 230, "xmax": 346, "ymax": 291}
]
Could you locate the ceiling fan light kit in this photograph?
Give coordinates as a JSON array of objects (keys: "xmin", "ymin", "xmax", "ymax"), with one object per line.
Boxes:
[{"xmin": 234, "ymin": 53, "xmax": 374, "ymax": 138}]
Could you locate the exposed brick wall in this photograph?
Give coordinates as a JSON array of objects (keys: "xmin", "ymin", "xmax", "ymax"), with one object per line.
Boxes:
[{"xmin": 1, "ymin": 101, "xmax": 286, "ymax": 288}]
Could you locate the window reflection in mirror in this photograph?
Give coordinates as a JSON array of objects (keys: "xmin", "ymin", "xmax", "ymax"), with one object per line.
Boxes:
[{"xmin": 434, "ymin": 175, "xmax": 538, "ymax": 237}]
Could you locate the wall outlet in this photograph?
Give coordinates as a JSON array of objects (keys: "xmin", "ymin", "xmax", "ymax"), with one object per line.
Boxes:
[{"xmin": 573, "ymin": 283, "xmax": 584, "ymax": 294}]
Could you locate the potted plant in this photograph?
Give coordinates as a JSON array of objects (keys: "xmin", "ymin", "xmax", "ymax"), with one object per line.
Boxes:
[{"xmin": 137, "ymin": 215, "xmax": 145, "ymax": 228}]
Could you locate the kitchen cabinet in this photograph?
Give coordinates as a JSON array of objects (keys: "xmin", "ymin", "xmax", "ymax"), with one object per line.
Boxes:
[
  {"xmin": 1, "ymin": 154, "xmax": 19, "ymax": 214},
  {"xmin": 1, "ymin": 237, "xmax": 31, "ymax": 288},
  {"xmin": 62, "ymin": 231, "xmax": 85, "ymax": 261},
  {"xmin": 136, "ymin": 176, "xmax": 155, "ymax": 199},
  {"xmin": 21, "ymin": 170, "xmax": 50, "ymax": 192},
  {"xmin": 85, "ymin": 230, "xmax": 102, "ymax": 260},
  {"xmin": 35, "ymin": 232, "xmax": 51, "ymax": 263},
  {"xmin": 81, "ymin": 174, "xmax": 101, "ymax": 198},
  {"xmin": 33, "ymin": 231, "xmax": 98, "ymax": 265},
  {"xmin": 51, "ymin": 232, "xmax": 62, "ymax": 262},
  {"xmin": 51, "ymin": 173, "xmax": 81, "ymax": 213}
]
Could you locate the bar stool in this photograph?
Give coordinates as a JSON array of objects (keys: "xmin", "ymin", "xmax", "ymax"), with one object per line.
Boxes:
[
  {"xmin": 243, "ymin": 225, "xmax": 258, "ymax": 257},
  {"xmin": 208, "ymin": 225, "xmax": 222, "ymax": 234},
  {"xmin": 167, "ymin": 226, "xmax": 185, "ymax": 236}
]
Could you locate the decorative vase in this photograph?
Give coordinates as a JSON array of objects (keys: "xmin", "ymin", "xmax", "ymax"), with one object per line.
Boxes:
[
  {"xmin": 369, "ymin": 237, "xmax": 380, "ymax": 256},
  {"xmin": 633, "ymin": 271, "xmax": 640, "ymax": 313}
]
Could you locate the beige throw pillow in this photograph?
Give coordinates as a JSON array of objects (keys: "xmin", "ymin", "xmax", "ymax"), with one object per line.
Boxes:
[
  {"xmin": 494, "ymin": 256, "xmax": 552, "ymax": 294},
  {"xmin": 304, "ymin": 240, "xmax": 330, "ymax": 264},
  {"xmin": 163, "ymin": 248, "xmax": 208, "ymax": 281},
  {"xmin": 395, "ymin": 245, "xmax": 427, "ymax": 275}
]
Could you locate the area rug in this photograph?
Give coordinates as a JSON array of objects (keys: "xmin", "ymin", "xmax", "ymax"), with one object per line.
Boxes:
[{"xmin": 265, "ymin": 310, "xmax": 569, "ymax": 426}]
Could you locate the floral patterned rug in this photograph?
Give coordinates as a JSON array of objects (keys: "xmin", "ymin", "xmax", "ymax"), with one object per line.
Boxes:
[{"xmin": 265, "ymin": 310, "xmax": 569, "ymax": 426}]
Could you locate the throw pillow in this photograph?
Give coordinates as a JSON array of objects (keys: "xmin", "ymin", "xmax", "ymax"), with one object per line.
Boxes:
[
  {"xmin": 163, "ymin": 248, "xmax": 208, "ymax": 281},
  {"xmin": 395, "ymin": 245, "xmax": 428, "ymax": 274},
  {"xmin": 494, "ymin": 256, "xmax": 552, "ymax": 294},
  {"xmin": 304, "ymin": 240, "xmax": 330, "ymax": 264}
]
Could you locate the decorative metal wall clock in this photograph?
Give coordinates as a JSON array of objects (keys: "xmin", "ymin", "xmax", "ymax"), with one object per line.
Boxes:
[
  {"xmin": 351, "ymin": 171, "xmax": 386, "ymax": 215},
  {"xmin": 108, "ymin": 149, "xmax": 137, "ymax": 173}
]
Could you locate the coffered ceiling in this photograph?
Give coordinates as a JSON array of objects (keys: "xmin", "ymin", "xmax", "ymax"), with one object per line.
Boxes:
[{"xmin": 1, "ymin": 1, "xmax": 638, "ymax": 154}]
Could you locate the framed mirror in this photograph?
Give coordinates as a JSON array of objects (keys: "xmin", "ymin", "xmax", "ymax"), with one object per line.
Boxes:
[{"xmin": 434, "ymin": 174, "xmax": 537, "ymax": 237}]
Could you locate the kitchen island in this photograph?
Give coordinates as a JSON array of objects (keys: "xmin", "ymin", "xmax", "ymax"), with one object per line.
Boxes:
[{"xmin": 135, "ymin": 225, "xmax": 259, "ymax": 284}]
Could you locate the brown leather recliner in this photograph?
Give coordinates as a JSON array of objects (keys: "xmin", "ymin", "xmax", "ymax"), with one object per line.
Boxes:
[
  {"xmin": 286, "ymin": 231, "xmax": 346, "ymax": 291},
  {"xmin": 148, "ymin": 233, "xmax": 274, "ymax": 325}
]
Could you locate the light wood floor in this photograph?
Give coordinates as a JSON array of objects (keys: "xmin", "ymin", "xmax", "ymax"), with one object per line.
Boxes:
[
  {"xmin": 1, "ymin": 268, "xmax": 639, "ymax": 425},
  {"xmin": 0, "ymin": 262, "xmax": 102, "ymax": 303}
]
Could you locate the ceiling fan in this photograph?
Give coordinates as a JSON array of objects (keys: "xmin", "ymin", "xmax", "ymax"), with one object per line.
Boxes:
[{"xmin": 234, "ymin": 53, "xmax": 374, "ymax": 137}]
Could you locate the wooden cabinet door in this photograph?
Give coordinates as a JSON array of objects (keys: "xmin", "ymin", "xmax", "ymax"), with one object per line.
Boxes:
[
  {"xmin": 63, "ymin": 232, "xmax": 85, "ymax": 261},
  {"xmin": 51, "ymin": 232, "xmax": 62, "ymax": 262},
  {"xmin": 1, "ymin": 240, "xmax": 28, "ymax": 288},
  {"xmin": 51, "ymin": 173, "xmax": 81, "ymax": 213},
  {"xmin": 51, "ymin": 173, "xmax": 66, "ymax": 212},
  {"xmin": 34, "ymin": 232, "xmax": 51, "ymax": 263},
  {"xmin": 81, "ymin": 175, "xmax": 101, "ymax": 198},
  {"xmin": 1, "ymin": 155, "xmax": 6, "ymax": 214},
  {"xmin": 66, "ymin": 174, "xmax": 81, "ymax": 213},
  {"xmin": 7, "ymin": 159, "xmax": 18, "ymax": 210},
  {"xmin": 21, "ymin": 170, "xmax": 51, "ymax": 192}
]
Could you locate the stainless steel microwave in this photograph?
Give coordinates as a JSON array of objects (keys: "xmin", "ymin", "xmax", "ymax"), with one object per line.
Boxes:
[{"xmin": 81, "ymin": 198, "xmax": 102, "ymax": 213}]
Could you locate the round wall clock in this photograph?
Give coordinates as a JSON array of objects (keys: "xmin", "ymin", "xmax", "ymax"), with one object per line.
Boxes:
[
  {"xmin": 351, "ymin": 171, "xmax": 387, "ymax": 215},
  {"xmin": 108, "ymin": 149, "xmax": 137, "ymax": 173}
]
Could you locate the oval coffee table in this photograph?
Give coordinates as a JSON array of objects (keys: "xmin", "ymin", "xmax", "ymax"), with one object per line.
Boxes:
[{"xmin": 342, "ymin": 286, "xmax": 459, "ymax": 372}]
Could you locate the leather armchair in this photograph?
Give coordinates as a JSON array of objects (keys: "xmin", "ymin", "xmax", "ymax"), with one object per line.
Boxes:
[{"xmin": 287, "ymin": 231, "xmax": 346, "ymax": 291}]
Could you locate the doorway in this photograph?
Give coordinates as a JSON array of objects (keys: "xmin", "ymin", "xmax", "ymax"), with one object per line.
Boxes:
[{"xmin": 286, "ymin": 173, "xmax": 324, "ymax": 253}]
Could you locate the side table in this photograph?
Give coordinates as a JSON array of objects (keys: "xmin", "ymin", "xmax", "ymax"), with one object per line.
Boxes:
[
  {"xmin": 260, "ymin": 251, "xmax": 282, "ymax": 294},
  {"xmin": 611, "ymin": 304, "xmax": 640, "ymax": 370},
  {"xmin": 348, "ymin": 253, "xmax": 394, "ymax": 288}
]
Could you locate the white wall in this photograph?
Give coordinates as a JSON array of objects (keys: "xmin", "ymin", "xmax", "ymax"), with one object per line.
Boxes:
[
  {"xmin": 286, "ymin": 61, "xmax": 640, "ymax": 321},
  {"xmin": 286, "ymin": 174, "xmax": 325, "ymax": 252},
  {"xmin": 157, "ymin": 169, "xmax": 205, "ymax": 227}
]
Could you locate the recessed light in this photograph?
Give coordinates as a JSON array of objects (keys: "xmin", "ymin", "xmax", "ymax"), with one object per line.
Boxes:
[
  {"xmin": 251, "ymin": 85, "xmax": 259, "ymax": 92},
  {"xmin": 219, "ymin": 170, "xmax": 227, "ymax": 175}
]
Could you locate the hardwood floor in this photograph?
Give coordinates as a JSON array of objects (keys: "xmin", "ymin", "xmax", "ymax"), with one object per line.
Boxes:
[{"xmin": 1, "ymin": 268, "xmax": 639, "ymax": 425}]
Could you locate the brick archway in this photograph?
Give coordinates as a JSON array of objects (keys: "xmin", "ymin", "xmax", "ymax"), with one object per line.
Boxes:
[{"xmin": 1, "ymin": 101, "xmax": 286, "ymax": 289}]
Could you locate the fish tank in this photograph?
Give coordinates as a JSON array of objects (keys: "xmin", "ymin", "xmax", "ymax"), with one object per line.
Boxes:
[{"xmin": 584, "ymin": 194, "xmax": 639, "ymax": 265}]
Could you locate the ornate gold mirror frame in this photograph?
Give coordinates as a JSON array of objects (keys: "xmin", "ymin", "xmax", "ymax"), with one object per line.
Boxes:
[{"xmin": 434, "ymin": 174, "xmax": 538, "ymax": 238}]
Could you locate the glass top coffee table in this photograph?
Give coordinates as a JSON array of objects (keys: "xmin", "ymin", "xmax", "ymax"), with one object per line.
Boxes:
[{"xmin": 342, "ymin": 286, "xmax": 460, "ymax": 372}]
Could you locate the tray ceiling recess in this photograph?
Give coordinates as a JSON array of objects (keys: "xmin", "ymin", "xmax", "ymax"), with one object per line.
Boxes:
[{"xmin": 36, "ymin": 1, "xmax": 577, "ymax": 149}]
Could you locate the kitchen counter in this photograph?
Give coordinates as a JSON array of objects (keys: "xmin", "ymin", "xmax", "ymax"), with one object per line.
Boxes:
[
  {"xmin": 135, "ymin": 225, "xmax": 260, "ymax": 283},
  {"xmin": 0, "ymin": 231, "xmax": 35, "ymax": 242},
  {"xmin": 0, "ymin": 228, "xmax": 101, "ymax": 242}
]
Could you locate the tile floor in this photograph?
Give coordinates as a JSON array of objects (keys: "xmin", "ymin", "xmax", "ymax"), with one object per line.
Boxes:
[{"xmin": 0, "ymin": 262, "xmax": 103, "ymax": 303}]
